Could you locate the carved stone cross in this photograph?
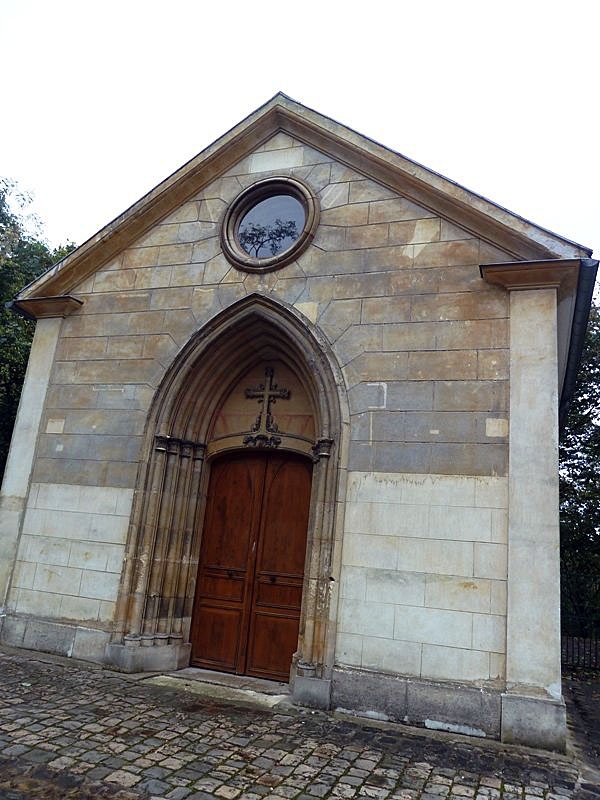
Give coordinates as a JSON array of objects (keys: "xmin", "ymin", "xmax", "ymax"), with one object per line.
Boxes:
[{"xmin": 244, "ymin": 366, "xmax": 290, "ymax": 448}]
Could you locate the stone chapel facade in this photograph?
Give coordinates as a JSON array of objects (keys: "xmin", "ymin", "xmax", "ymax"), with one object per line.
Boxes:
[{"xmin": 0, "ymin": 95, "xmax": 597, "ymax": 751}]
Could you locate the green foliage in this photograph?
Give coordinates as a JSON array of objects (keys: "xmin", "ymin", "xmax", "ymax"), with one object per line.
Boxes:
[
  {"xmin": 0, "ymin": 179, "xmax": 75, "ymax": 481},
  {"xmin": 560, "ymin": 300, "xmax": 600, "ymax": 634}
]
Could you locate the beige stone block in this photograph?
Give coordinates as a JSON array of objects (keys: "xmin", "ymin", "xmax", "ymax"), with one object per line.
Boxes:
[
  {"xmin": 57, "ymin": 337, "xmax": 108, "ymax": 360},
  {"xmin": 413, "ymin": 240, "xmax": 479, "ymax": 267},
  {"xmin": 192, "ymin": 237, "xmax": 221, "ymax": 263},
  {"xmin": 263, "ymin": 132, "xmax": 297, "ymax": 150},
  {"xmin": 313, "ymin": 225, "xmax": 346, "ymax": 251},
  {"xmin": 80, "ymin": 291, "xmax": 152, "ymax": 315},
  {"xmin": 361, "ymin": 297, "xmax": 411, "ymax": 323},
  {"xmin": 134, "ymin": 224, "xmax": 180, "ymax": 247},
  {"xmin": 369, "ymin": 197, "xmax": 436, "ymax": 223},
  {"xmin": 60, "ymin": 594, "xmax": 101, "ymax": 622},
  {"xmin": 421, "ymin": 644, "xmax": 490, "ymax": 681},
  {"xmin": 473, "ymin": 613, "xmax": 506, "ymax": 653},
  {"xmin": 176, "ymin": 221, "xmax": 217, "ymax": 243},
  {"xmin": 336, "ymin": 632, "xmax": 363, "ymax": 666},
  {"xmin": 106, "ymin": 336, "xmax": 145, "ymax": 358},
  {"xmin": 397, "ymin": 538, "xmax": 473, "ymax": 577},
  {"xmin": 12, "ymin": 560, "xmax": 36, "ymax": 589},
  {"xmin": 440, "ymin": 220, "xmax": 475, "ymax": 241},
  {"xmin": 433, "ymin": 380, "xmax": 508, "ymax": 413},
  {"xmin": 340, "ymin": 566, "xmax": 367, "ymax": 599},
  {"xmin": 150, "ymin": 287, "xmax": 194, "ymax": 310},
  {"xmin": 34, "ymin": 564, "xmax": 82, "ymax": 594},
  {"xmin": 302, "ymin": 163, "xmax": 332, "ymax": 193},
  {"xmin": 198, "ymin": 198, "xmax": 226, "ymax": 222},
  {"xmin": 169, "ymin": 263, "xmax": 204, "ymax": 287},
  {"xmin": 388, "ymin": 218, "xmax": 441, "ymax": 245},
  {"xmin": 345, "ymin": 224, "xmax": 389, "ymax": 249},
  {"xmin": 134, "ymin": 266, "xmax": 172, "ymax": 289},
  {"xmin": 394, "ymin": 606, "xmax": 472, "ymax": 648},
  {"xmin": 349, "ymin": 181, "xmax": 395, "ymax": 204},
  {"xmin": 196, "ymin": 176, "xmax": 242, "ymax": 203},
  {"xmin": 46, "ymin": 418, "xmax": 65, "ymax": 434},
  {"xmin": 425, "ymin": 575, "xmax": 491, "ymax": 613},
  {"xmin": 319, "ymin": 182, "xmax": 349, "ymax": 210},
  {"xmin": 350, "ymin": 353, "xmax": 408, "ymax": 381},
  {"xmin": 478, "ymin": 350, "xmax": 509, "ymax": 380},
  {"xmin": 164, "ymin": 202, "xmax": 199, "ymax": 224},
  {"xmin": 342, "ymin": 533, "xmax": 398, "ymax": 570},
  {"xmin": 15, "ymin": 588, "xmax": 62, "ymax": 617},
  {"xmin": 202, "ymin": 254, "xmax": 230, "ymax": 284},
  {"xmin": 79, "ymin": 569, "xmax": 120, "ymax": 602},
  {"xmin": 411, "ymin": 291, "xmax": 508, "ymax": 322},
  {"xmin": 157, "ymin": 243, "xmax": 193, "ymax": 266},
  {"xmin": 345, "ymin": 501, "xmax": 428, "ymax": 538},
  {"xmin": 339, "ymin": 599, "xmax": 395, "ymax": 638},
  {"xmin": 248, "ymin": 148, "xmax": 303, "ymax": 172},
  {"xmin": 435, "ymin": 319, "xmax": 508, "ymax": 350},
  {"xmin": 122, "ymin": 247, "xmax": 159, "ymax": 269},
  {"xmin": 428, "ymin": 506, "xmax": 492, "ymax": 542},
  {"xmin": 485, "ymin": 418, "xmax": 508, "ymax": 438},
  {"xmin": 365, "ymin": 569, "xmax": 425, "ymax": 606},
  {"xmin": 362, "ymin": 636, "xmax": 422, "ymax": 676},
  {"xmin": 320, "ymin": 204, "xmax": 369, "ymax": 226},
  {"xmin": 302, "ymin": 145, "xmax": 332, "ymax": 166},
  {"xmin": 93, "ymin": 270, "xmax": 137, "ymax": 293},
  {"xmin": 293, "ymin": 301, "xmax": 319, "ymax": 324},
  {"xmin": 407, "ymin": 350, "xmax": 477, "ymax": 380},
  {"xmin": 474, "ymin": 543, "xmax": 507, "ymax": 579},
  {"xmin": 382, "ymin": 322, "xmax": 436, "ymax": 351},
  {"xmin": 330, "ymin": 163, "xmax": 363, "ymax": 183}
]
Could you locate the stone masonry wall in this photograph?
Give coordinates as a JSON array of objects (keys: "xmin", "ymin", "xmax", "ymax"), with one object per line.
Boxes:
[{"xmin": 6, "ymin": 133, "xmax": 512, "ymax": 679}]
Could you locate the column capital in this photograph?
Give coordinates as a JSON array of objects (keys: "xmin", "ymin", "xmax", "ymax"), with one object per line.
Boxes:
[{"xmin": 480, "ymin": 258, "xmax": 580, "ymax": 294}]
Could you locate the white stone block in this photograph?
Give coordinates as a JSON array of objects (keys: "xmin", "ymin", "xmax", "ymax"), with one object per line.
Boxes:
[
  {"xmin": 491, "ymin": 509, "xmax": 508, "ymax": 543},
  {"xmin": 106, "ymin": 544, "xmax": 126, "ymax": 573},
  {"xmin": 335, "ymin": 632, "xmax": 363, "ymax": 666},
  {"xmin": 490, "ymin": 580, "xmax": 507, "ymax": 615},
  {"xmin": 35, "ymin": 482, "xmax": 81, "ymax": 512},
  {"xmin": 404, "ymin": 474, "xmax": 476, "ymax": 508},
  {"xmin": 474, "ymin": 543, "xmax": 507, "ymax": 579},
  {"xmin": 428, "ymin": 506, "xmax": 492, "ymax": 542},
  {"xmin": 11, "ymin": 560, "xmax": 36, "ymax": 589},
  {"xmin": 40, "ymin": 510, "xmax": 92, "ymax": 541},
  {"xmin": 474, "ymin": 477, "xmax": 508, "ymax": 509},
  {"xmin": 345, "ymin": 501, "xmax": 428, "ymax": 537},
  {"xmin": 115, "ymin": 489, "xmax": 134, "ymax": 517},
  {"xmin": 248, "ymin": 149, "xmax": 303, "ymax": 173},
  {"xmin": 21, "ymin": 535, "xmax": 71, "ymax": 567},
  {"xmin": 79, "ymin": 570, "xmax": 120, "ymax": 602},
  {"xmin": 490, "ymin": 652, "xmax": 506, "ymax": 680},
  {"xmin": 365, "ymin": 569, "xmax": 425, "ymax": 606},
  {"xmin": 421, "ymin": 644, "xmax": 490, "ymax": 681},
  {"xmin": 346, "ymin": 472, "xmax": 403, "ymax": 504},
  {"xmin": 88, "ymin": 513, "xmax": 130, "ymax": 545},
  {"xmin": 342, "ymin": 533, "xmax": 398, "ymax": 570},
  {"xmin": 99, "ymin": 600, "xmax": 116, "ymax": 622},
  {"xmin": 33, "ymin": 564, "xmax": 82, "ymax": 595},
  {"xmin": 397, "ymin": 538, "xmax": 473, "ymax": 577},
  {"xmin": 15, "ymin": 588, "xmax": 62, "ymax": 617},
  {"xmin": 68, "ymin": 541, "xmax": 109, "ymax": 571},
  {"xmin": 340, "ymin": 566, "xmax": 367, "ymax": 599},
  {"xmin": 361, "ymin": 636, "xmax": 422, "ymax": 676},
  {"xmin": 60, "ymin": 594, "xmax": 101, "ymax": 622},
  {"xmin": 425, "ymin": 575, "xmax": 491, "ymax": 613},
  {"xmin": 338, "ymin": 599, "xmax": 395, "ymax": 638},
  {"xmin": 394, "ymin": 606, "xmax": 472, "ymax": 648},
  {"xmin": 473, "ymin": 613, "xmax": 506, "ymax": 653}
]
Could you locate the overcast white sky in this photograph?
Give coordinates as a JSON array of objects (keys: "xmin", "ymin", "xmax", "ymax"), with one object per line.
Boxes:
[{"xmin": 0, "ymin": 0, "xmax": 598, "ymax": 258}]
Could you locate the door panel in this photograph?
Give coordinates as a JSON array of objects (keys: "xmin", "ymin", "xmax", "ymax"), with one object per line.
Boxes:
[
  {"xmin": 246, "ymin": 454, "xmax": 313, "ymax": 680},
  {"xmin": 190, "ymin": 451, "xmax": 312, "ymax": 681}
]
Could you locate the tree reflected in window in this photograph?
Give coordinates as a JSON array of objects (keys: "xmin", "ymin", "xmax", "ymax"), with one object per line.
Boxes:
[{"xmin": 237, "ymin": 194, "xmax": 305, "ymax": 259}]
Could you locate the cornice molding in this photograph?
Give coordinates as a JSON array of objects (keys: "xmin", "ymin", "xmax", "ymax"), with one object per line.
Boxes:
[
  {"xmin": 10, "ymin": 295, "xmax": 84, "ymax": 320},
  {"xmin": 480, "ymin": 259, "xmax": 581, "ymax": 294}
]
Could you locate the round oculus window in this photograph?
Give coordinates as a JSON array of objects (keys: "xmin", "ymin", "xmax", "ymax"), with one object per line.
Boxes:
[{"xmin": 221, "ymin": 177, "xmax": 319, "ymax": 272}]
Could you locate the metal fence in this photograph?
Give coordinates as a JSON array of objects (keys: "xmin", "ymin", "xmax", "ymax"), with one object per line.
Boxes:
[{"xmin": 561, "ymin": 614, "xmax": 600, "ymax": 670}]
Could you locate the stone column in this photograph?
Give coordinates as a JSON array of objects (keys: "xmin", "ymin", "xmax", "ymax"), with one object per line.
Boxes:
[
  {"xmin": 0, "ymin": 317, "xmax": 62, "ymax": 610},
  {"xmin": 481, "ymin": 259, "xmax": 583, "ymax": 751},
  {"xmin": 503, "ymin": 288, "xmax": 565, "ymax": 750}
]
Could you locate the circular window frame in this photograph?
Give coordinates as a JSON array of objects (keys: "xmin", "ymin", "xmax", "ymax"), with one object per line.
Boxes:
[{"xmin": 221, "ymin": 177, "xmax": 319, "ymax": 273}]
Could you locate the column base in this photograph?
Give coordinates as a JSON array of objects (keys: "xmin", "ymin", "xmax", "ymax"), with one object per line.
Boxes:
[
  {"xmin": 501, "ymin": 691, "xmax": 567, "ymax": 752},
  {"xmin": 291, "ymin": 675, "xmax": 331, "ymax": 709},
  {"xmin": 105, "ymin": 642, "xmax": 191, "ymax": 673}
]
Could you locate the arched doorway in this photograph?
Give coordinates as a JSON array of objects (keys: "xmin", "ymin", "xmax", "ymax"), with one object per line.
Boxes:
[{"xmin": 107, "ymin": 295, "xmax": 348, "ymax": 707}]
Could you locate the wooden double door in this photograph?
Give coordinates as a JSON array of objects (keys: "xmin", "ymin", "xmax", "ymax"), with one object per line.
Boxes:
[{"xmin": 190, "ymin": 451, "xmax": 312, "ymax": 681}]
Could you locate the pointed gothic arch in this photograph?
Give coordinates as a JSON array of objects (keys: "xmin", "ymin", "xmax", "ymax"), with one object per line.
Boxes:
[{"xmin": 107, "ymin": 294, "xmax": 348, "ymax": 705}]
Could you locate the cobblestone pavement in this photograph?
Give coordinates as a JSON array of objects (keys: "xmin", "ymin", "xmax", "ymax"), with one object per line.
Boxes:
[{"xmin": 0, "ymin": 647, "xmax": 592, "ymax": 800}]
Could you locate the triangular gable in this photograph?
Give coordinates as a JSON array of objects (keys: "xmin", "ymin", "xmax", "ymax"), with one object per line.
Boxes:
[{"xmin": 17, "ymin": 92, "xmax": 593, "ymax": 301}]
